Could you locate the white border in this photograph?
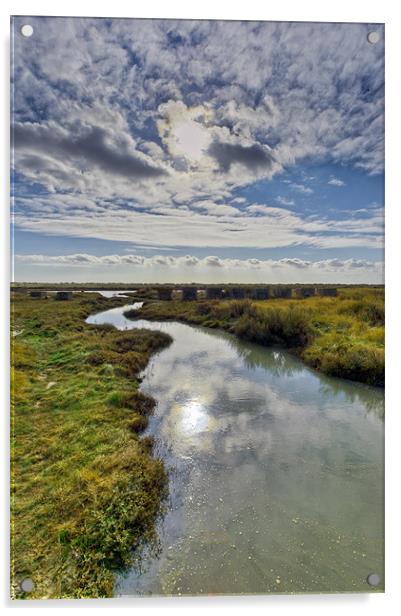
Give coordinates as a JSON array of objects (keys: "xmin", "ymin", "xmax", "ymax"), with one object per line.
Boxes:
[{"xmin": 2, "ymin": 1, "xmax": 401, "ymax": 614}]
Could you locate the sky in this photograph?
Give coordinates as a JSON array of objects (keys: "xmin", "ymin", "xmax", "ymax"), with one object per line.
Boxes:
[{"xmin": 11, "ymin": 17, "xmax": 384, "ymax": 283}]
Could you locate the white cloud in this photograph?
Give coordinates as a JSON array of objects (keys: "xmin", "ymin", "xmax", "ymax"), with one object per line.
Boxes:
[
  {"xmin": 204, "ymin": 255, "xmax": 224, "ymax": 267},
  {"xmin": 275, "ymin": 258, "xmax": 310, "ymax": 269},
  {"xmin": 328, "ymin": 177, "xmax": 346, "ymax": 187},
  {"xmin": 15, "ymin": 252, "xmax": 383, "ymax": 283},
  {"xmin": 13, "ymin": 193, "xmax": 383, "ymax": 251},
  {"xmin": 289, "ymin": 183, "xmax": 314, "ymax": 195},
  {"xmin": 16, "ymin": 252, "xmax": 382, "ymax": 272},
  {"xmin": 276, "ymin": 196, "xmax": 295, "ymax": 206}
]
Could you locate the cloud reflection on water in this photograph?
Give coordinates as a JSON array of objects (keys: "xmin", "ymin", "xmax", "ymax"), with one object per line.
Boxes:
[{"xmin": 85, "ymin": 307, "xmax": 384, "ymax": 595}]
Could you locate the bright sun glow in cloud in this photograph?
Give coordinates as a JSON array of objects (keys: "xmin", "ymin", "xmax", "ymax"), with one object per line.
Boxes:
[
  {"xmin": 158, "ymin": 101, "xmax": 213, "ymax": 163},
  {"xmin": 171, "ymin": 119, "xmax": 211, "ymax": 161}
]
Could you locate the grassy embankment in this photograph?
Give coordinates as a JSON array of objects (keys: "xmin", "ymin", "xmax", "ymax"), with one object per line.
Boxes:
[
  {"xmin": 11, "ymin": 292, "xmax": 172, "ymax": 599},
  {"xmin": 126, "ymin": 286, "xmax": 384, "ymax": 387}
]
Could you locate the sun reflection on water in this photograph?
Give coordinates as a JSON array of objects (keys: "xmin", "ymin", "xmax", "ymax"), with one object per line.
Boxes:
[{"xmin": 179, "ymin": 398, "xmax": 210, "ymax": 435}]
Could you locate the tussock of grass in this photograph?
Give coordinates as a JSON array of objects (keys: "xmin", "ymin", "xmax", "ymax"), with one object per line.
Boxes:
[
  {"xmin": 338, "ymin": 298, "xmax": 384, "ymax": 326},
  {"xmin": 11, "ymin": 293, "xmax": 171, "ymax": 599},
  {"xmin": 131, "ymin": 286, "xmax": 384, "ymax": 387},
  {"xmin": 234, "ymin": 305, "xmax": 312, "ymax": 348},
  {"xmin": 303, "ymin": 335, "xmax": 384, "ymax": 386}
]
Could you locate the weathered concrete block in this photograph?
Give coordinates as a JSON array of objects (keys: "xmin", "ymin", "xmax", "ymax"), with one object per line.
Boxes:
[
  {"xmin": 206, "ymin": 287, "xmax": 223, "ymax": 300},
  {"xmin": 230, "ymin": 287, "xmax": 246, "ymax": 299},
  {"xmin": 157, "ymin": 288, "xmax": 173, "ymax": 301},
  {"xmin": 29, "ymin": 290, "xmax": 47, "ymax": 298},
  {"xmin": 251, "ymin": 287, "xmax": 270, "ymax": 300},
  {"xmin": 273, "ymin": 286, "xmax": 292, "ymax": 298},
  {"xmin": 55, "ymin": 291, "xmax": 73, "ymax": 300},
  {"xmin": 181, "ymin": 287, "xmax": 198, "ymax": 301},
  {"xmin": 317, "ymin": 288, "xmax": 338, "ymax": 297}
]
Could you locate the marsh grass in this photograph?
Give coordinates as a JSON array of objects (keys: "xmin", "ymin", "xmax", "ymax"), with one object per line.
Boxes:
[
  {"xmin": 10, "ymin": 287, "xmax": 384, "ymax": 598},
  {"xmin": 131, "ymin": 286, "xmax": 384, "ymax": 387},
  {"xmin": 234, "ymin": 305, "xmax": 312, "ymax": 348},
  {"xmin": 10, "ymin": 293, "xmax": 171, "ymax": 599}
]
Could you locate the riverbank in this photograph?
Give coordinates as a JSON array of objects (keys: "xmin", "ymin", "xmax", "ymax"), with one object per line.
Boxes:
[
  {"xmin": 125, "ymin": 286, "xmax": 384, "ymax": 387},
  {"xmin": 11, "ymin": 292, "xmax": 172, "ymax": 599}
]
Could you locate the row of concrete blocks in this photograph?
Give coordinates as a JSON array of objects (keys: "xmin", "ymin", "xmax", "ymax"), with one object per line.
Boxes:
[
  {"xmin": 28, "ymin": 291, "xmax": 73, "ymax": 300},
  {"xmin": 26, "ymin": 287, "xmax": 338, "ymax": 301},
  {"xmin": 157, "ymin": 286, "xmax": 338, "ymax": 301}
]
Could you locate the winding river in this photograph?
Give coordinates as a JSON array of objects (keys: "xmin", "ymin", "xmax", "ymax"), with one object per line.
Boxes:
[{"xmin": 86, "ymin": 303, "xmax": 384, "ymax": 596}]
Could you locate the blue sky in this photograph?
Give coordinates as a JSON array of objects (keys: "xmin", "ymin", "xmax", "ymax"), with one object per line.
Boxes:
[{"xmin": 11, "ymin": 17, "xmax": 384, "ymax": 283}]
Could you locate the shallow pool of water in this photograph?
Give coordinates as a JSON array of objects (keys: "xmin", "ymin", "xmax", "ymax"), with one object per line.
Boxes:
[{"xmin": 86, "ymin": 305, "xmax": 384, "ymax": 596}]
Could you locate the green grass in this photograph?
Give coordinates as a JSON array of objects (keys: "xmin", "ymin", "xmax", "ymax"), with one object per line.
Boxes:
[
  {"xmin": 126, "ymin": 286, "xmax": 384, "ymax": 387},
  {"xmin": 11, "ymin": 293, "xmax": 172, "ymax": 599}
]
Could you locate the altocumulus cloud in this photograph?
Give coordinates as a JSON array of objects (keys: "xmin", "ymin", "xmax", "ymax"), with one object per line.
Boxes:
[
  {"xmin": 328, "ymin": 177, "xmax": 346, "ymax": 187},
  {"xmin": 11, "ymin": 17, "xmax": 384, "ymax": 285},
  {"xmin": 11, "ymin": 18, "xmax": 384, "ymax": 228}
]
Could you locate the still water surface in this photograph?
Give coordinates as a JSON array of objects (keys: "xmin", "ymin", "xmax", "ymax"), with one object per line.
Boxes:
[
  {"xmin": 83, "ymin": 289, "xmax": 137, "ymax": 298},
  {"xmin": 86, "ymin": 304, "xmax": 384, "ymax": 596}
]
